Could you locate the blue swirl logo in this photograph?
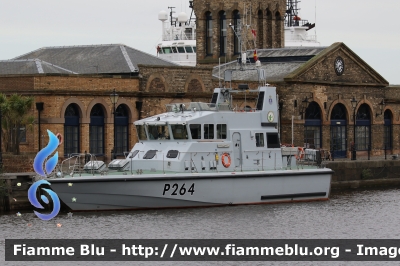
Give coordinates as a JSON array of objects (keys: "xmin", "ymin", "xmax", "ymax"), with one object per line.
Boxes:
[
  {"xmin": 29, "ymin": 130, "xmax": 61, "ymax": 220},
  {"xmin": 28, "ymin": 180, "xmax": 60, "ymax": 220},
  {"xmin": 33, "ymin": 130, "xmax": 59, "ymax": 177}
]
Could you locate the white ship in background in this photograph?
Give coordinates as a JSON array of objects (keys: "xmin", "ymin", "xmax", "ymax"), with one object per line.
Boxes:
[
  {"xmin": 284, "ymin": 0, "xmax": 320, "ymax": 47},
  {"xmin": 157, "ymin": 4, "xmax": 197, "ymax": 66},
  {"xmin": 156, "ymin": 0, "xmax": 319, "ymax": 66}
]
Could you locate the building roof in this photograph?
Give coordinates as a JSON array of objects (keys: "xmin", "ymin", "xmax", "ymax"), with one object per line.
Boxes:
[
  {"xmin": 12, "ymin": 44, "xmax": 177, "ymax": 75},
  {"xmin": 213, "ymin": 47, "xmax": 326, "ymax": 82},
  {"xmin": 0, "ymin": 59, "xmax": 77, "ymax": 75}
]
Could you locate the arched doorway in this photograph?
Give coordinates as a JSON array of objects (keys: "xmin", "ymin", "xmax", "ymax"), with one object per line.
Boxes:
[
  {"xmin": 64, "ymin": 104, "xmax": 80, "ymax": 157},
  {"xmin": 304, "ymin": 102, "xmax": 322, "ymax": 149},
  {"xmin": 115, "ymin": 104, "xmax": 129, "ymax": 156},
  {"xmin": 330, "ymin": 103, "xmax": 347, "ymax": 158},
  {"xmin": 89, "ymin": 104, "xmax": 105, "ymax": 156},
  {"xmin": 384, "ymin": 110, "xmax": 393, "ymax": 150},
  {"xmin": 355, "ymin": 104, "xmax": 371, "ymax": 151}
]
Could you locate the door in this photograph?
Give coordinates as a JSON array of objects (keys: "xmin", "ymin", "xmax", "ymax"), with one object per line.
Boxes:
[
  {"xmin": 233, "ymin": 132, "xmax": 242, "ymax": 167},
  {"xmin": 330, "ymin": 122, "xmax": 347, "ymax": 158}
]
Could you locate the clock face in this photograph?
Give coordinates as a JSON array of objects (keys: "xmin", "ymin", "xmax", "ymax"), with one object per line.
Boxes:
[{"xmin": 334, "ymin": 56, "xmax": 345, "ymax": 76}]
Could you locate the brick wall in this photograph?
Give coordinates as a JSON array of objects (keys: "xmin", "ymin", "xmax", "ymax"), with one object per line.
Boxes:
[
  {"xmin": 0, "ymin": 76, "xmax": 34, "ymax": 91},
  {"xmin": 1, "ymin": 75, "xmax": 140, "ymax": 161}
]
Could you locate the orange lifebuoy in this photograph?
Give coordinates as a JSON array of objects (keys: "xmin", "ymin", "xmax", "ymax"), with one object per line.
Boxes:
[
  {"xmin": 295, "ymin": 147, "xmax": 305, "ymax": 160},
  {"xmin": 56, "ymin": 133, "xmax": 63, "ymax": 147},
  {"xmin": 221, "ymin": 153, "xmax": 231, "ymax": 168}
]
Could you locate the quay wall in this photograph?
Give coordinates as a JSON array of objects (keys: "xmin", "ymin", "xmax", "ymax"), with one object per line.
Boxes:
[{"xmin": 326, "ymin": 159, "xmax": 400, "ymax": 190}]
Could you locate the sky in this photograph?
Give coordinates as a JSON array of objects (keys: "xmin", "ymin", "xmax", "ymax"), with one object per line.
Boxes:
[{"xmin": 1, "ymin": 0, "xmax": 399, "ymax": 84}]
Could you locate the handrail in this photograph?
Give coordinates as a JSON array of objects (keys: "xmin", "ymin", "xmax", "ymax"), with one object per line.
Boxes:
[{"xmin": 60, "ymin": 153, "xmax": 98, "ymax": 177}]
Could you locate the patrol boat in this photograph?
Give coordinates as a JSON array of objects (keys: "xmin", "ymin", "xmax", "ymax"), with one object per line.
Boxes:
[{"xmin": 46, "ymin": 81, "xmax": 333, "ymax": 211}]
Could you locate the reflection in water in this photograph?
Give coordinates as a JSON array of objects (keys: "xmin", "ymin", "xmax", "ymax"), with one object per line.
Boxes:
[{"xmin": 1, "ymin": 189, "xmax": 400, "ymax": 265}]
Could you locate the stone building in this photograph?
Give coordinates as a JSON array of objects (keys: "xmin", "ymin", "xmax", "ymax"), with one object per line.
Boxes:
[
  {"xmin": 213, "ymin": 42, "xmax": 397, "ymax": 158},
  {"xmin": 0, "ymin": 0, "xmax": 398, "ymax": 174}
]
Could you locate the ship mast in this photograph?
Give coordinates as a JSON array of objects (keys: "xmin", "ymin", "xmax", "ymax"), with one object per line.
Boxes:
[
  {"xmin": 285, "ymin": 0, "xmax": 315, "ymax": 31},
  {"xmin": 285, "ymin": 0, "xmax": 300, "ymax": 27}
]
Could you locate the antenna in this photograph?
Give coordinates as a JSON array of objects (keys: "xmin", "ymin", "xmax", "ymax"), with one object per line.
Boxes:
[
  {"xmin": 219, "ymin": 58, "xmax": 221, "ymax": 87},
  {"xmin": 168, "ymin": 6, "xmax": 176, "ymax": 26},
  {"xmin": 315, "ymin": 0, "xmax": 317, "ymax": 41}
]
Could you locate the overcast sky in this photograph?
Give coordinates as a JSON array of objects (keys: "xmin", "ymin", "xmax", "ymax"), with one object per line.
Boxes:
[{"xmin": 1, "ymin": 0, "xmax": 399, "ymax": 84}]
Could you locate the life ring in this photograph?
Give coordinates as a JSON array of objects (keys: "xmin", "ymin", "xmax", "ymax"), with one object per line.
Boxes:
[
  {"xmin": 295, "ymin": 147, "xmax": 305, "ymax": 160},
  {"xmin": 56, "ymin": 133, "xmax": 63, "ymax": 146},
  {"xmin": 221, "ymin": 153, "xmax": 231, "ymax": 168}
]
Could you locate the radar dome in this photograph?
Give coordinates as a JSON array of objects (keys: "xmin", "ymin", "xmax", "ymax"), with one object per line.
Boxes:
[
  {"xmin": 177, "ymin": 12, "xmax": 188, "ymax": 23},
  {"xmin": 158, "ymin": 10, "xmax": 168, "ymax": 21}
]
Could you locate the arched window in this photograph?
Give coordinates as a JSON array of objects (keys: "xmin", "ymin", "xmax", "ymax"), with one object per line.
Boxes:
[
  {"xmin": 257, "ymin": 10, "xmax": 263, "ymax": 48},
  {"xmin": 115, "ymin": 104, "xmax": 129, "ymax": 156},
  {"xmin": 355, "ymin": 104, "xmax": 371, "ymax": 151},
  {"xmin": 304, "ymin": 102, "xmax": 322, "ymax": 149},
  {"xmin": 233, "ymin": 10, "xmax": 241, "ymax": 55},
  {"xmin": 384, "ymin": 110, "xmax": 393, "ymax": 150},
  {"xmin": 275, "ymin": 11, "xmax": 282, "ymax": 47},
  {"xmin": 219, "ymin": 11, "xmax": 227, "ymax": 56},
  {"xmin": 64, "ymin": 104, "xmax": 80, "ymax": 157},
  {"xmin": 330, "ymin": 103, "xmax": 347, "ymax": 158},
  {"xmin": 89, "ymin": 104, "xmax": 105, "ymax": 155},
  {"xmin": 205, "ymin": 12, "xmax": 213, "ymax": 56},
  {"xmin": 266, "ymin": 9, "xmax": 272, "ymax": 48}
]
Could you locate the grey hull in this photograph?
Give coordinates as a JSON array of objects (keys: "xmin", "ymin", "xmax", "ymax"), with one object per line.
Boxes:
[{"xmin": 49, "ymin": 169, "xmax": 333, "ymax": 211}]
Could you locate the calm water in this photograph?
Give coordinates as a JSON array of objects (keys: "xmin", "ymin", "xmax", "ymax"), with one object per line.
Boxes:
[{"xmin": 1, "ymin": 189, "xmax": 400, "ymax": 266}]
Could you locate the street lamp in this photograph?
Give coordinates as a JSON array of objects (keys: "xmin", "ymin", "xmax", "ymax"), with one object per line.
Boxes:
[
  {"xmin": 35, "ymin": 102, "xmax": 44, "ymax": 151},
  {"xmin": 110, "ymin": 89, "xmax": 119, "ymax": 160},
  {"xmin": 351, "ymin": 97, "xmax": 358, "ymax": 160},
  {"xmin": 301, "ymin": 96, "xmax": 309, "ymax": 119}
]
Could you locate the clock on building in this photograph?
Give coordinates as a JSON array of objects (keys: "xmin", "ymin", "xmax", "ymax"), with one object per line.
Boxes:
[{"xmin": 334, "ymin": 56, "xmax": 345, "ymax": 76}]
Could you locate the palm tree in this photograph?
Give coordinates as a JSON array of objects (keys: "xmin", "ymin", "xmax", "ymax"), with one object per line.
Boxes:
[{"xmin": 0, "ymin": 93, "xmax": 34, "ymax": 155}]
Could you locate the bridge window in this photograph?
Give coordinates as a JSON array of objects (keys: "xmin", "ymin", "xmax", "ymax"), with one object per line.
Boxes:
[
  {"xmin": 190, "ymin": 124, "xmax": 201, "ymax": 139},
  {"xmin": 185, "ymin": 46, "xmax": 194, "ymax": 53},
  {"xmin": 162, "ymin": 47, "xmax": 173, "ymax": 54},
  {"xmin": 267, "ymin": 133, "xmax": 280, "ymax": 148},
  {"xmin": 177, "ymin": 46, "xmax": 186, "ymax": 53},
  {"xmin": 135, "ymin": 125, "xmax": 147, "ymax": 140},
  {"xmin": 147, "ymin": 125, "xmax": 169, "ymax": 140},
  {"xmin": 256, "ymin": 133, "xmax": 265, "ymax": 147},
  {"xmin": 204, "ymin": 124, "xmax": 214, "ymax": 139},
  {"xmin": 171, "ymin": 124, "xmax": 188, "ymax": 140},
  {"xmin": 217, "ymin": 124, "xmax": 227, "ymax": 139}
]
